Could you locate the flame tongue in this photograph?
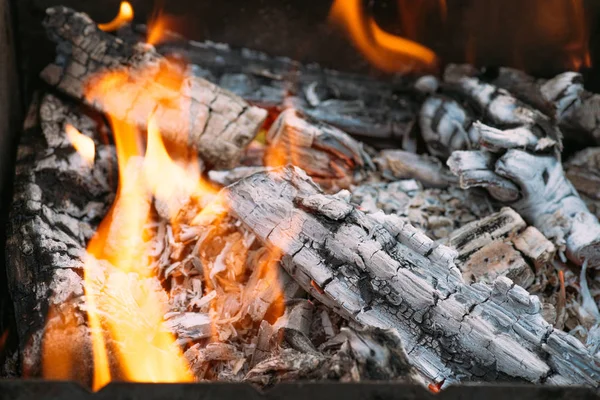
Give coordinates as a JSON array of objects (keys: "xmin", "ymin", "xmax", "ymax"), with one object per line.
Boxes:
[
  {"xmin": 329, "ymin": 0, "xmax": 438, "ymax": 73},
  {"xmin": 98, "ymin": 1, "xmax": 134, "ymax": 32}
]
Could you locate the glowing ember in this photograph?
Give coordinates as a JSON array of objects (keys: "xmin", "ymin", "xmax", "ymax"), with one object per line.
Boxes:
[
  {"xmin": 98, "ymin": 1, "xmax": 134, "ymax": 32},
  {"xmin": 65, "ymin": 124, "xmax": 95, "ymax": 166},
  {"xmin": 329, "ymin": 0, "xmax": 438, "ymax": 73}
]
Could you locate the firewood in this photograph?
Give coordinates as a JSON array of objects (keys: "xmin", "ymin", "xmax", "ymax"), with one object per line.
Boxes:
[
  {"xmin": 448, "ymin": 149, "xmax": 600, "ymax": 267},
  {"xmin": 374, "ymin": 150, "xmax": 456, "ymax": 188},
  {"xmin": 135, "ymin": 31, "xmax": 419, "ymax": 146},
  {"xmin": 224, "ymin": 166, "xmax": 600, "ymax": 386},
  {"xmin": 40, "ymin": 7, "xmax": 267, "ymax": 169},
  {"xmin": 266, "ymin": 109, "xmax": 375, "ymax": 190}
]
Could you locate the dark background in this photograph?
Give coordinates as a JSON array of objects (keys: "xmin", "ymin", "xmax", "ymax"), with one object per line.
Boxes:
[
  {"xmin": 12, "ymin": 0, "xmax": 600, "ymax": 107},
  {"xmin": 2, "ymin": 0, "xmax": 600, "ymax": 373}
]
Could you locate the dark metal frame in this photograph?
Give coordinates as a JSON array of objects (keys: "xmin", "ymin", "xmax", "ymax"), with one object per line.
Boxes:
[{"xmin": 0, "ymin": 381, "xmax": 598, "ymax": 400}]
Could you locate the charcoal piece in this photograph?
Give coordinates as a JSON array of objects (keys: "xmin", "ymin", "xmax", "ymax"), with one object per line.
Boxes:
[
  {"xmin": 40, "ymin": 7, "xmax": 267, "ymax": 169},
  {"xmin": 224, "ymin": 166, "xmax": 600, "ymax": 386}
]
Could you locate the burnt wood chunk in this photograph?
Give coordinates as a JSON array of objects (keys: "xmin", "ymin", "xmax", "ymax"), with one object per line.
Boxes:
[
  {"xmin": 224, "ymin": 166, "xmax": 600, "ymax": 386},
  {"xmin": 148, "ymin": 35, "xmax": 419, "ymax": 146},
  {"xmin": 40, "ymin": 7, "xmax": 267, "ymax": 168},
  {"xmin": 266, "ymin": 109, "xmax": 374, "ymax": 190},
  {"xmin": 445, "ymin": 207, "xmax": 554, "ymax": 288}
]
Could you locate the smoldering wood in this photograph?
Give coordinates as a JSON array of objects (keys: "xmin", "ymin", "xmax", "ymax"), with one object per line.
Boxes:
[
  {"xmin": 41, "ymin": 7, "xmax": 267, "ymax": 169},
  {"xmin": 133, "ymin": 29, "xmax": 420, "ymax": 147},
  {"xmin": 419, "ymin": 95, "xmax": 477, "ymax": 159},
  {"xmin": 224, "ymin": 166, "xmax": 600, "ymax": 386},
  {"xmin": 6, "ymin": 94, "xmax": 114, "ymax": 376},
  {"xmin": 448, "ymin": 149, "xmax": 600, "ymax": 267},
  {"xmin": 266, "ymin": 109, "xmax": 375, "ymax": 190},
  {"xmin": 374, "ymin": 150, "xmax": 456, "ymax": 188},
  {"xmin": 491, "ymin": 68, "xmax": 600, "ymax": 144},
  {"xmin": 565, "ymin": 147, "xmax": 600, "ymax": 220}
]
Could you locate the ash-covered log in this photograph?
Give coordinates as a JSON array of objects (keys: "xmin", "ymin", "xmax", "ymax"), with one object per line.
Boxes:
[
  {"xmin": 224, "ymin": 166, "xmax": 600, "ymax": 387},
  {"xmin": 138, "ymin": 32, "xmax": 420, "ymax": 146},
  {"xmin": 40, "ymin": 7, "xmax": 267, "ymax": 169}
]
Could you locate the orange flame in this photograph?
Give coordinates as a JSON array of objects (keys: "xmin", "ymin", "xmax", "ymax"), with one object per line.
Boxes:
[
  {"xmin": 98, "ymin": 1, "xmax": 134, "ymax": 32},
  {"xmin": 65, "ymin": 124, "xmax": 95, "ymax": 166},
  {"xmin": 41, "ymin": 52, "xmax": 232, "ymax": 389},
  {"xmin": 329, "ymin": 0, "xmax": 438, "ymax": 73}
]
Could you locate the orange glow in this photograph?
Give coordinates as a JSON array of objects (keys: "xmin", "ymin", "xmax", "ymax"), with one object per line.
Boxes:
[
  {"xmin": 146, "ymin": 9, "xmax": 180, "ymax": 46},
  {"xmin": 40, "ymin": 57, "xmax": 234, "ymax": 389},
  {"xmin": 329, "ymin": 0, "xmax": 438, "ymax": 73},
  {"xmin": 98, "ymin": 1, "xmax": 134, "ymax": 32},
  {"xmin": 65, "ymin": 124, "xmax": 95, "ymax": 166}
]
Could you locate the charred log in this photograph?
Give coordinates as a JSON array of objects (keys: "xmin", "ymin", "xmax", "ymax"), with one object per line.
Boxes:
[
  {"xmin": 41, "ymin": 7, "xmax": 267, "ymax": 169},
  {"xmin": 225, "ymin": 166, "xmax": 600, "ymax": 386},
  {"xmin": 141, "ymin": 32, "xmax": 419, "ymax": 146}
]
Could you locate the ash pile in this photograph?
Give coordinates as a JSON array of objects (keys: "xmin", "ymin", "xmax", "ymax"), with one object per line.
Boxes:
[{"xmin": 4, "ymin": 5, "xmax": 600, "ymax": 391}]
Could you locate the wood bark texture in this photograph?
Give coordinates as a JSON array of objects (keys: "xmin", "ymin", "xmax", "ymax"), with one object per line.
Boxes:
[
  {"xmin": 224, "ymin": 166, "xmax": 600, "ymax": 387},
  {"xmin": 144, "ymin": 31, "xmax": 419, "ymax": 146},
  {"xmin": 40, "ymin": 6, "xmax": 267, "ymax": 169}
]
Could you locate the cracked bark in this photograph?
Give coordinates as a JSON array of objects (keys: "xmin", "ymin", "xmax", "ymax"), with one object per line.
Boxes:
[
  {"xmin": 6, "ymin": 94, "xmax": 114, "ymax": 376},
  {"xmin": 132, "ymin": 28, "xmax": 419, "ymax": 146},
  {"xmin": 224, "ymin": 166, "xmax": 600, "ymax": 387},
  {"xmin": 40, "ymin": 6, "xmax": 267, "ymax": 169}
]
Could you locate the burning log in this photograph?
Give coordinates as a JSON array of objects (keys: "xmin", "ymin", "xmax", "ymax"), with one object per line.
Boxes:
[
  {"xmin": 224, "ymin": 166, "xmax": 600, "ymax": 386},
  {"xmin": 448, "ymin": 149, "xmax": 600, "ymax": 267},
  {"xmin": 40, "ymin": 7, "xmax": 267, "ymax": 169},
  {"xmin": 141, "ymin": 34, "xmax": 419, "ymax": 145},
  {"xmin": 6, "ymin": 94, "xmax": 114, "ymax": 375}
]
